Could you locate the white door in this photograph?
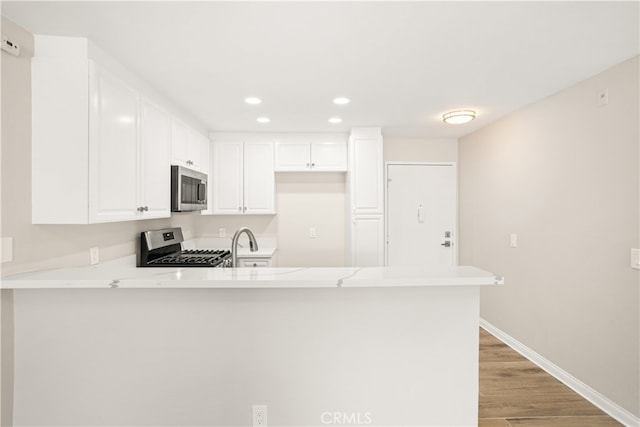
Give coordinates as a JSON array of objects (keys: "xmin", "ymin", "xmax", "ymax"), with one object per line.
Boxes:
[
  {"xmin": 311, "ymin": 140, "xmax": 347, "ymax": 171},
  {"xmin": 244, "ymin": 141, "xmax": 275, "ymax": 214},
  {"xmin": 139, "ymin": 99, "xmax": 171, "ymax": 219},
  {"xmin": 352, "ymin": 215, "xmax": 385, "ymax": 266},
  {"xmin": 170, "ymin": 117, "xmax": 190, "ymax": 168},
  {"xmin": 386, "ymin": 163, "xmax": 457, "ymax": 267},
  {"xmin": 89, "ymin": 67, "xmax": 139, "ymax": 223},
  {"xmin": 274, "ymin": 140, "xmax": 310, "ymax": 171},
  {"xmin": 212, "ymin": 141, "xmax": 243, "ymax": 214}
]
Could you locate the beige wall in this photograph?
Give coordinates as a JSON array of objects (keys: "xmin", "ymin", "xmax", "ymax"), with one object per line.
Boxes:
[
  {"xmin": 384, "ymin": 137, "xmax": 457, "ymax": 163},
  {"xmin": 459, "ymin": 56, "xmax": 639, "ymax": 416}
]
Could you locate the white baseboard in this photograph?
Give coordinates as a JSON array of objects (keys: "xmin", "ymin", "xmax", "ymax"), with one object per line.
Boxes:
[{"xmin": 480, "ymin": 318, "xmax": 640, "ymax": 427}]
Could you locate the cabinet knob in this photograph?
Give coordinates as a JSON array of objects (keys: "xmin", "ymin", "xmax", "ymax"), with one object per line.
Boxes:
[
  {"xmin": 252, "ymin": 263, "xmax": 258, "ymax": 267},
  {"xmin": 306, "ymin": 163, "xmax": 310, "ymax": 167},
  {"xmin": 144, "ymin": 206, "xmax": 149, "ymax": 211},
  {"xmin": 311, "ymin": 163, "xmax": 315, "ymax": 167},
  {"xmin": 243, "ymin": 206, "xmax": 247, "ymax": 212},
  {"xmin": 238, "ymin": 206, "xmax": 242, "ymax": 212}
]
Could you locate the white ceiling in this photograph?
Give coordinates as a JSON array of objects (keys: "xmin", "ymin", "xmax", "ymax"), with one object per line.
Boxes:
[{"xmin": 2, "ymin": 1, "xmax": 639, "ymax": 138}]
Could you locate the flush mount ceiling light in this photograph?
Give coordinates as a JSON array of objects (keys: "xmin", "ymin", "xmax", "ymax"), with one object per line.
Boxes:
[
  {"xmin": 245, "ymin": 97, "xmax": 262, "ymax": 105},
  {"xmin": 256, "ymin": 117, "xmax": 270, "ymax": 124},
  {"xmin": 328, "ymin": 117, "xmax": 342, "ymax": 124},
  {"xmin": 442, "ymin": 110, "xmax": 476, "ymax": 124},
  {"xmin": 333, "ymin": 97, "xmax": 350, "ymax": 105}
]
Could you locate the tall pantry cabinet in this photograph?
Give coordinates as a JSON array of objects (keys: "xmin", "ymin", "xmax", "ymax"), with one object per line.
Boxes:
[{"xmin": 347, "ymin": 128, "xmax": 385, "ymax": 266}]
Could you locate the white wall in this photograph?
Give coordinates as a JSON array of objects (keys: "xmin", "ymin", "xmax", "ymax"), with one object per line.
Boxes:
[{"xmin": 459, "ymin": 56, "xmax": 640, "ymax": 417}]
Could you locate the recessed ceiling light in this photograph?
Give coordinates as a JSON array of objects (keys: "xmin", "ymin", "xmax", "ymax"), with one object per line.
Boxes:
[
  {"xmin": 245, "ymin": 97, "xmax": 262, "ymax": 105},
  {"xmin": 328, "ymin": 117, "xmax": 343, "ymax": 124},
  {"xmin": 256, "ymin": 117, "xmax": 270, "ymax": 124},
  {"xmin": 333, "ymin": 97, "xmax": 350, "ymax": 105},
  {"xmin": 442, "ymin": 110, "xmax": 476, "ymax": 124}
]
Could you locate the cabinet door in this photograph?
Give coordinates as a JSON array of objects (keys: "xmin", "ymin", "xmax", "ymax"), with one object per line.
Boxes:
[
  {"xmin": 244, "ymin": 141, "xmax": 275, "ymax": 214},
  {"xmin": 170, "ymin": 117, "xmax": 190, "ymax": 168},
  {"xmin": 212, "ymin": 141, "xmax": 243, "ymax": 214},
  {"xmin": 89, "ymin": 66, "xmax": 139, "ymax": 223},
  {"xmin": 139, "ymin": 99, "xmax": 171, "ymax": 219},
  {"xmin": 350, "ymin": 137, "xmax": 383, "ymax": 214},
  {"xmin": 311, "ymin": 140, "xmax": 347, "ymax": 171},
  {"xmin": 274, "ymin": 141, "xmax": 310, "ymax": 171},
  {"xmin": 351, "ymin": 215, "xmax": 384, "ymax": 266},
  {"xmin": 190, "ymin": 131, "xmax": 210, "ymax": 174}
]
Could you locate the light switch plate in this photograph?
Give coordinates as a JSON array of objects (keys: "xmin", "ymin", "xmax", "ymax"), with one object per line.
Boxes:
[
  {"xmin": 1, "ymin": 237, "xmax": 13, "ymax": 263},
  {"xmin": 631, "ymin": 248, "xmax": 640, "ymax": 270},
  {"xmin": 510, "ymin": 234, "xmax": 518, "ymax": 248}
]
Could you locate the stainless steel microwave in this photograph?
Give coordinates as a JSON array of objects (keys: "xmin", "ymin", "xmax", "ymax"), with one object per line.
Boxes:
[{"xmin": 171, "ymin": 165, "xmax": 207, "ymax": 212}]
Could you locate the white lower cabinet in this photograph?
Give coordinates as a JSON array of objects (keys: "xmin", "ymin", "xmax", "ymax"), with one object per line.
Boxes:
[
  {"xmin": 210, "ymin": 140, "xmax": 275, "ymax": 215},
  {"xmin": 351, "ymin": 215, "xmax": 385, "ymax": 267}
]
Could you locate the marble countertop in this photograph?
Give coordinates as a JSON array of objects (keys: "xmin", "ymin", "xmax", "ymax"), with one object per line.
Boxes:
[{"xmin": 0, "ymin": 256, "xmax": 503, "ymax": 289}]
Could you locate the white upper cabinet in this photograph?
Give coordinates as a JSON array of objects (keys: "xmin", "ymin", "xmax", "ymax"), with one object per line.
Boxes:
[
  {"xmin": 89, "ymin": 66, "xmax": 140, "ymax": 223},
  {"xmin": 210, "ymin": 141, "xmax": 244, "ymax": 214},
  {"xmin": 171, "ymin": 118, "xmax": 210, "ymax": 173},
  {"xmin": 274, "ymin": 135, "xmax": 347, "ymax": 172},
  {"xmin": 243, "ymin": 141, "xmax": 276, "ymax": 214},
  {"xmin": 210, "ymin": 138, "xmax": 275, "ymax": 215},
  {"xmin": 138, "ymin": 99, "xmax": 171, "ymax": 219},
  {"xmin": 349, "ymin": 132, "xmax": 384, "ymax": 215},
  {"xmin": 31, "ymin": 35, "xmax": 193, "ymax": 224}
]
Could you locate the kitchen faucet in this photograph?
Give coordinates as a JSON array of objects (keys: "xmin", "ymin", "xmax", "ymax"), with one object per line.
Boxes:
[{"xmin": 231, "ymin": 227, "xmax": 258, "ymax": 267}]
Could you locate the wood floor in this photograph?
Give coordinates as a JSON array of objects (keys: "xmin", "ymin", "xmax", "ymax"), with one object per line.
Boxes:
[{"xmin": 478, "ymin": 327, "xmax": 622, "ymax": 427}]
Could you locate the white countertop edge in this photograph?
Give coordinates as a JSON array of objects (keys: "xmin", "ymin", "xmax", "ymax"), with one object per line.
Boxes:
[{"xmin": 1, "ymin": 257, "xmax": 504, "ymax": 290}]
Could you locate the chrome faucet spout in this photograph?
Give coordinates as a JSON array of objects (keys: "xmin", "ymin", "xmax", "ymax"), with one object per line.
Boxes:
[{"xmin": 231, "ymin": 227, "xmax": 258, "ymax": 267}]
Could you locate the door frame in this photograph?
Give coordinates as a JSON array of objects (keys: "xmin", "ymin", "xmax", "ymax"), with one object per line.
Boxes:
[{"xmin": 384, "ymin": 162, "xmax": 459, "ymax": 266}]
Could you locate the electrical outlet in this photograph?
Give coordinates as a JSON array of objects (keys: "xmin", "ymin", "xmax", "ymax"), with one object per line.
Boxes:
[
  {"xmin": 1, "ymin": 237, "xmax": 13, "ymax": 263},
  {"xmin": 309, "ymin": 227, "xmax": 317, "ymax": 238},
  {"xmin": 509, "ymin": 233, "xmax": 518, "ymax": 248},
  {"xmin": 219, "ymin": 228, "xmax": 226, "ymax": 238},
  {"xmin": 252, "ymin": 405, "xmax": 267, "ymax": 427},
  {"xmin": 89, "ymin": 247, "xmax": 99, "ymax": 265},
  {"xmin": 631, "ymin": 248, "xmax": 640, "ymax": 270}
]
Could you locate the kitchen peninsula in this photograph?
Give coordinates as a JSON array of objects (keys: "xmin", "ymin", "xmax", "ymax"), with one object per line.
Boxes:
[{"xmin": 2, "ymin": 263, "xmax": 502, "ymax": 426}]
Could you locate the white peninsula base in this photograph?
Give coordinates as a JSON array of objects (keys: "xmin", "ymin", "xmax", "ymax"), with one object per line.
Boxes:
[{"xmin": 12, "ymin": 285, "xmax": 480, "ymax": 426}]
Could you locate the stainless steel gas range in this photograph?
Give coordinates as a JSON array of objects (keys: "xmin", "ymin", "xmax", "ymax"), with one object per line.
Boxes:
[{"xmin": 137, "ymin": 227, "xmax": 231, "ymax": 268}]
